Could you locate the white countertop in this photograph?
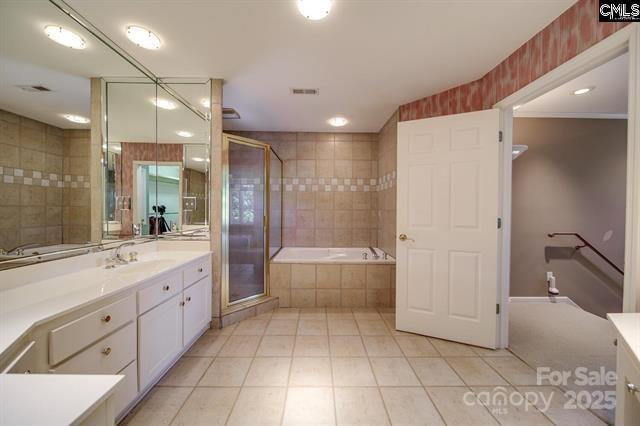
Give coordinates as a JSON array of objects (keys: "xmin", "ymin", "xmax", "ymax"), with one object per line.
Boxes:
[
  {"xmin": 0, "ymin": 249, "xmax": 211, "ymax": 358},
  {"xmin": 608, "ymin": 313, "xmax": 640, "ymax": 363},
  {"xmin": 0, "ymin": 374, "xmax": 122, "ymax": 425}
]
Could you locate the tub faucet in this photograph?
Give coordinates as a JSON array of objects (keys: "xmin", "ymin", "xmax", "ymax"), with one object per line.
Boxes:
[{"xmin": 368, "ymin": 247, "xmax": 380, "ymax": 259}]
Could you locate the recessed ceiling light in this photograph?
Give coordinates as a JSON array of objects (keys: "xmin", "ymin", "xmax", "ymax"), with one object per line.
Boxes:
[
  {"xmin": 176, "ymin": 130, "xmax": 194, "ymax": 138},
  {"xmin": 192, "ymin": 157, "xmax": 205, "ymax": 162},
  {"xmin": 328, "ymin": 116, "xmax": 348, "ymax": 127},
  {"xmin": 62, "ymin": 114, "xmax": 90, "ymax": 124},
  {"xmin": 201, "ymin": 98, "xmax": 210, "ymax": 108},
  {"xmin": 44, "ymin": 25, "xmax": 86, "ymax": 49},
  {"xmin": 126, "ymin": 25, "xmax": 161, "ymax": 50},
  {"xmin": 573, "ymin": 87, "xmax": 594, "ymax": 95},
  {"xmin": 151, "ymin": 98, "xmax": 177, "ymax": 110},
  {"xmin": 297, "ymin": 0, "xmax": 332, "ymax": 20}
]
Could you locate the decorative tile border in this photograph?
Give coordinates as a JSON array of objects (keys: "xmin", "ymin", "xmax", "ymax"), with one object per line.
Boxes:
[
  {"xmin": 377, "ymin": 171, "xmax": 396, "ymax": 191},
  {"xmin": 231, "ymin": 174, "xmax": 398, "ymax": 192},
  {"xmin": 0, "ymin": 166, "xmax": 90, "ymax": 188}
]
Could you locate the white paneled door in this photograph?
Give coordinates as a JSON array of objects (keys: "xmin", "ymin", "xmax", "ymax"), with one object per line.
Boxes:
[{"xmin": 396, "ymin": 109, "xmax": 500, "ymax": 349}]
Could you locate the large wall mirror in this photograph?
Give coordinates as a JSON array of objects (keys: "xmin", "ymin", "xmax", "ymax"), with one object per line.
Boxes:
[{"xmin": 0, "ymin": 0, "xmax": 210, "ymax": 268}]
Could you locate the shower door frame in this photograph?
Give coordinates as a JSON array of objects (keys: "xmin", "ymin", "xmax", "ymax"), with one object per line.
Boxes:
[{"xmin": 221, "ymin": 134, "xmax": 275, "ymax": 308}]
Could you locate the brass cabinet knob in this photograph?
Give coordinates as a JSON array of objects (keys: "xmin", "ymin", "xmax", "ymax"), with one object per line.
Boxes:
[
  {"xmin": 101, "ymin": 315, "xmax": 112, "ymax": 323},
  {"xmin": 163, "ymin": 285, "xmax": 170, "ymax": 291},
  {"xmin": 186, "ymin": 296, "xmax": 192, "ymax": 302},
  {"xmin": 180, "ymin": 301, "xmax": 185, "ymax": 306},
  {"xmin": 198, "ymin": 267, "xmax": 203, "ymax": 273},
  {"xmin": 102, "ymin": 347, "xmax": 112, "ymax": 356}
]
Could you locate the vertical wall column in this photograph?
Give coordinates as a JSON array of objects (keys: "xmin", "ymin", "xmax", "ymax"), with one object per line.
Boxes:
[
  {"xmin": 209, "ymin": 79, "xmax": 223, "ymax": 325},
  {"xmin": 89, "ymin": 77, "xmax": 104, "ymax": 242}
]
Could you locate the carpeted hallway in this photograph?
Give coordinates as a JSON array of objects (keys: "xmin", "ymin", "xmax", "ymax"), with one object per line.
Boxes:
[{"xmin": 509, "ymin": 301, "xmax": 617, "ymax": 424}]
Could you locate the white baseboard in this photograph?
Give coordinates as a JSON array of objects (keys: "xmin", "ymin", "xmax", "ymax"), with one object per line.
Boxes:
[{"xmin": 509, "ymin": 296, "xmax": 580, "ymax": 309}]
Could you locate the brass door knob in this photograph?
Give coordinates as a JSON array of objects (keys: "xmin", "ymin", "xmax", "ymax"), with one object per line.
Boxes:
[
  {"xmin": 399, "ymin": 234, "xmax": 414, "ymax": 241},
  {"xmin": 101, "ymin": 315, "xmax": 111, "ymax": 323},
  {"xmin": 102, "ymin": 347, "xmax": 112, "ymax": 356},
  {"xmin": 163, "ymin": 285, "xmax": 170, "ymax": 291}
]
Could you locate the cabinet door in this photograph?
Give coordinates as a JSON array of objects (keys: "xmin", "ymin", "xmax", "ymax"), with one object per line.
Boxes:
[
  {"xmin": 183, "ymin": 279, "xmax": 210, "ymax": 346},
  {"xmin": 138, "ymin": 293, "xmax": 182, "ymax": 390}
]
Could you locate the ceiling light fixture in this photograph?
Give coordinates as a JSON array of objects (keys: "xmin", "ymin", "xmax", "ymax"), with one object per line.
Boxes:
[
  {"xmin": 62, "ymin": 114, "xmax": 90, "ymax": 124},
  {"xmin": 126, "ymin": 25, "xmax": 161, "ymax": 50},
  {"xmin": 328, "ymin": 116, "xmax": 348, "ymax": 127},
  {"xmin": 297, "ymin": 0, "xmax": 332, "ymax": 20},
  {"xmin": 151, "ymin": 98, "xmax": 177, "ymax": 110},
  {"xmin": 176, "ymin": 130, "xmax": 194, "ymax": 138},
  {"xmin": 201, "ymin": 98, "xmax": 210, "ymax": 108},
  {"xmin": 192, "ymin": 157, "xmax": 205, "ymax": 162},
  {"xmin": 44, "ymin": 25, "xmax": 86, "ymax": 49},
  {"xmin": 573, "ymin": 87, "xmax": 594, "ymax": 95}
]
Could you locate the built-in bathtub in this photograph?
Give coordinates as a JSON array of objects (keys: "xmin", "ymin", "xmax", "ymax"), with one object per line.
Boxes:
[{"xmin": 270, "ymin": 247, "xmax": 396, "ymax": 308}]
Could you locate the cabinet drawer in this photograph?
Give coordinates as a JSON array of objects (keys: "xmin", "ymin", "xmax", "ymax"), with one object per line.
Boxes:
[
  {"xmin": 53, "ymin": 322, "xmax": 136, "ymax": 374},
  {"xmin": 184, "ymin": 258, "xmax": 210, "ymax": 289},
  {"xmin": 114, "ymin": 361, "xmax": 138, "ymax": 417},
  {"xmin": 138, "ymin": 271, "xmax": 182, "ymax": 314},
  {"xmin": 49, "ymin": 294, "xmax": 136, "ymax": 366}
]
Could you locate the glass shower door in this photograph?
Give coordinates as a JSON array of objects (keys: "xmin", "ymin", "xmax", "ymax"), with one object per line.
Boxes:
[{"xmin": 226, "ymin": 138, "xmax": 267, "ymax": 305}]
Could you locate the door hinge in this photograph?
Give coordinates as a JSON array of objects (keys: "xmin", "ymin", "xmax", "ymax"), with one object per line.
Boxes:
[
  {"xmin": 497, "ymin": 218, "xmax": 502, "ymax": 229},
  {"xmin": 498, "ymin": 131, "xmax": 503, "ymax": 142},
  {"xmin": 496, "ymin": 304, "xmax": 500, "ymax": 315}
]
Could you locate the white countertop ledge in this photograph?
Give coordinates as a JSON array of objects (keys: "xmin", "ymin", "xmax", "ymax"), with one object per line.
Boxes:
[
  {"xmin": 608, "ymin": 313, "xmax": 640, "ymax": 363},
  {"xmin": 0, "ymin": 374, "xmax": 122, "ymax": 425},
  {"xmin": 0, "ymin": 249, "xmax": 211, "ymax": 358}
]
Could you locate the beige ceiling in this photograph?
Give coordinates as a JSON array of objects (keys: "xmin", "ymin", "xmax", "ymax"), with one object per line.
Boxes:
[{"xmin": 66, "ymin": 0, "xmax": 576, "ymax": 132}]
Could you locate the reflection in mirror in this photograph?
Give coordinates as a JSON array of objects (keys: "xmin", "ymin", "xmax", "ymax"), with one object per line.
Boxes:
[
  {"xmin": 0, "ymin": 0, "xmax": 149, "ymax": 266},
  {"xmin": 103, "ymin": 79, "xmax": 210, "ymax": 240}
]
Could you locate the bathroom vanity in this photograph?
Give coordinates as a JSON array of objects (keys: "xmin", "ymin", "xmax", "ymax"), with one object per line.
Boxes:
[
  {"xmin": 608, "ymin": 313, "xmax": 640, "ymax": 425},
  {"xmin": 0, "ymin": 244, "xmax": 212, "ymax": 423}
]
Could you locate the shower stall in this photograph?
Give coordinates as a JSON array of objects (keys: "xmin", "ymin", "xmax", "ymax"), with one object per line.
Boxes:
[{"xmin": 222, "ymin": 134, "xmax": 283, "ymax": 307}]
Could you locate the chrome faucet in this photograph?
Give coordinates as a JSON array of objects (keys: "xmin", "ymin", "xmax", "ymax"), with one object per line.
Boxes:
[
  {"xmin": 5, "ymin": 243, "xmax": 41, "ymax": 256},
  {"xmin": 111, "ymin": 241, "xmax": 136, "ymax": 266},
  {"xmin": 368, "ymin": 247, "xmax": 380, "ymax": 259}
]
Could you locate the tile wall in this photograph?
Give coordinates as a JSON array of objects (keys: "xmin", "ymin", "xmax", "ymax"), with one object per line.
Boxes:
[
  {"xmin": 228, "ymin": 131, "xmax": 379, "ymax": 248},
  {"xmin": 0, "ymin": 110, "xmax": 91, "ymax": 250},
  {"xmin": 376, "ymin": 111, "xmax": 398, "ymax": 259}
]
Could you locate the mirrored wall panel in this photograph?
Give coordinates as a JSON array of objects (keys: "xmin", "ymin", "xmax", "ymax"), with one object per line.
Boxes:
[
  {"xmin": 0, "ymin": 0, "xmax": 150, "ymax": 264},
  {"xmin": 103, "ymin": 79, "xmax": 210, "ymax": 240}
]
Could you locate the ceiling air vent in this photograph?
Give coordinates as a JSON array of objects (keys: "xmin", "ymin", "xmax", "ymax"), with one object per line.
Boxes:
[
  {"xmin": 291, "ymin": 88, "xmax": 319, "ymax": 95},
  {"xmin": 16, "ymin": 85, "xmax": 53, "ymax": 92},
  {"xmin": 222, "ymin": 107, "xmax": 241, "ymax": 120}
]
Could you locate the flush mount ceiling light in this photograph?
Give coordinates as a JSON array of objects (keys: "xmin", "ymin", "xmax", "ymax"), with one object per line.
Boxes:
[
  {"xmin": 151, "ymin": 98, "xmax": 177, "ymax": 110},
  {"xmin": 62, "ymin": 114, "xmax": 90, "ymax": 124},
  {"xmin": 328, "ymin": 116, "xmax": 348, "ymax": 127},
  {"xmin": 176, "ymin": 130, "xmax": 193, "ymax": 138},
  {"xmin": 573, "ymin": 87, "xmax": 594, "ymax": 95},
  {"xmin": 44, "ymin": 25, "xmax": 86, "ymax": 49},
  {"xmin": 297, "ymin": 0, "xmax": 332, "ymax": 20},
  {"xmin": 201, "ymin": 98, "xmax": 210, "ymax": 108},
  {"xmin": 126, "ymin": 25, "xmax": 161, "ymax": 50},
  {"xmin": 192, "ymin": 157, "xmax": 205, "ymax": 162}
]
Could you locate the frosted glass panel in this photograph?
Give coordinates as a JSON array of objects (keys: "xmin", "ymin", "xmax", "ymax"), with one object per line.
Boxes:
[
  {"xmin": 228, "ymin": 142, "xmax": 265, "ymax": 303},
  {"xmin": 269, "ymin": 150, "xmax": 283, "ymax": 258}
]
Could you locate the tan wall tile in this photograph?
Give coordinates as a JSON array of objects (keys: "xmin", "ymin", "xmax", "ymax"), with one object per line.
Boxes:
[
  {"xmin": 316, "ymin": 160, "xmax": 334, "ymax": 177},
  {"xmin": 0, "ymin": 183, "xmax": 20, "ymax": 205},
  {"xmin": 296, "ymin": 228, "xmax": 314, "ymax": 246},
  {"xmin": 333, "ymin": 229, "xmax": 352, "ymax": 247},
  {"xmin": 297, "ymin": 192, "xmax": 315, "ymax": 210},
  {"xmin": 19, "ymin": 126, "xmax": 45, "ymax": 152},
  {"xmin": 271, "ymin": 288, "xmax": 291, "ymax": 308},
  {"xmin": 352, "ymin": 142, "xmax": 372, "ymax": 160},
  {"xmin": 0, "ymin": 207, "xmax": 20, "ymax": 229},
  {"xmin": 0, "ymin": 144, "xmax": 19, "ymax": 168},
  {"xmin": 334, "ymin": 160, "xmax": 352, "ymax": 178},
  {"xmin": 296, "ymin": 160, "xmax": 316, "ymax": 178},
  {"xmin": 291, "ymin": 264, "xmax": 316, "ymax": 288},
  {"xmin": 297, "ymin": 141, "xmax": 315, "ymax": 159},
  {"xmin": 315, "ymin": 210, "xmax": 333, "ymax": 228},
  {"xmin": 366, "ymin": 289, "xmax": 390, "ymax": 307},
  {"xmin": 0, "ymin": 121, "xmax": 19, "ymax": 146},
  {"xmin": 291, "ymin": 289, "xmax": 316, "ymax": 307},
  {"xmin": 334, "ymin": 193, "xmax": 352, "ymax": 210},
  {"xmin": 315, "ymin": 192, "xmax": 334, "ymax": 210},
  {"xmin": 315, "ymin": 141, "xmax": 334, "ymax": 159},
  {"xmin": 366, "ymin": 265, "xmax": 391, "ymax": 289},
  {"xmin": 317, "ymin": 265, "xmax": 341, "ymax": 289},
  {"xmin": 334, "ymin": 142, "xmax": 352, "ymax": 160},
  {"xmin": 341, "ymin": 289, "xmax": 366, "ymax": 308},
  {"xmin": 352, "ymin": 160, "xmax": 371, "ymax": 178},
  {"xmin": 317, "ymin": 289, "xmax": 341, "ymax": 307},
  {"xmin": 334, "ymin": 210, "xmax": 352, "ymax": 229},
  {"xmin": 270, "ymin": 263, "xmax": 291, "ymax": 289},
  {"xmin": 296, "ymin": 210, "xmax": 315, "ymax": 228},
  {"xmin": 314, "ymin": 229, "xmax": 333, "ymax": 247},
  {"xmin": 341, "ymin": 265, "xmax": 366, "ymax": 288}
]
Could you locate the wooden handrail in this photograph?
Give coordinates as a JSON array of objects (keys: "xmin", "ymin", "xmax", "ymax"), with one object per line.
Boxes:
[{"xmin": 547, "ymin": 232, "xmax": 624, "ymax": 275}]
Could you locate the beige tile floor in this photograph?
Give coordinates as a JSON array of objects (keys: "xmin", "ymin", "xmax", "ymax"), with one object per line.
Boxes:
[{"xmin": 121, "ymin": 307, "xmax": 606, "ymax": 425}]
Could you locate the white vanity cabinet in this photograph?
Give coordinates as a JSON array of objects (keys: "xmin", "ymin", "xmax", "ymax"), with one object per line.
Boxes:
[
  {"xmin": 138, "ymin": 293, "xmax": 184, "ymax": 390},
  {"xmin": 183, "ymin": 278, "xmax": 211, "ymax": 346}
]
